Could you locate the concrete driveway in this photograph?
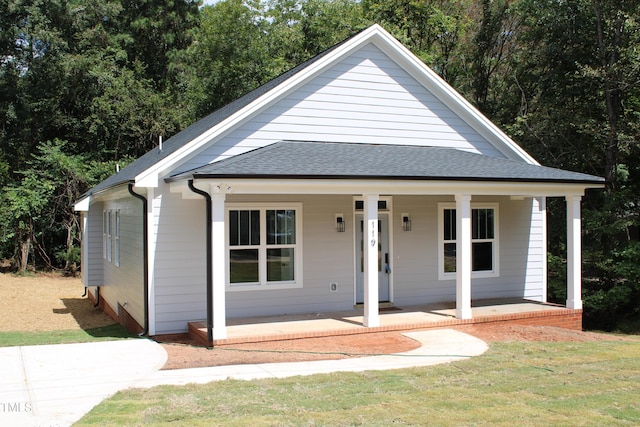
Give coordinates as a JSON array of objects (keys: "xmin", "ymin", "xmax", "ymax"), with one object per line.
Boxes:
[
  {"xmin": 0, "ymin": 329, "xmax": 487, "ymax": 426},
  {"xmin": 0, "ymin": 339, "xmax": 166, "ymax": 426}
]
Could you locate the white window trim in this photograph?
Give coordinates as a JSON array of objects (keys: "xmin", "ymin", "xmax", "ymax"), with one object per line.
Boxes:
[
  {"xmin": 438, "ymin": 202, "xmax": 500, "ymax": 280},
  {"xmin": 106, "ymin": 210, "xmax": 112, "ymax": 263},
  {"xmin": 114, "ymin": 210, "xmax": 120, "ymax": 267},
  {"xmin": 103, "ymin": 210, "xmax": 108, "ymax": 259},
  {"xmin": 226, "ymin": 203, "xmax": 303, "ymax": 291}
]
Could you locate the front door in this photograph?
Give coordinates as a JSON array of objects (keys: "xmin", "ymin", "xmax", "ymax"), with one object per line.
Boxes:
[{"xmin": 355, "ymin": 214, "xmax": 390, "ymax": 304}]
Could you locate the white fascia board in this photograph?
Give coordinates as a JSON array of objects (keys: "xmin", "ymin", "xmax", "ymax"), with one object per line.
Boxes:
[
  {"xmin": 368, "ymin": 27, "xmax": 539, "ymax": 165},
  {"xmin": 179, "ymin": 178, "xmax": 599, "ymax": 198},
  {"xmin": 74, "ymin": 195, "xmax": 91, "ymax": 212},
  {"xmin": 134, "ymin": 26, "xmax": 388, "ymax": 188}
]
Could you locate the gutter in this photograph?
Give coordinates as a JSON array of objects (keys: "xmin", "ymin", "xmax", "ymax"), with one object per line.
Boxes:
[
  {"xmin": 128, "ymin": 182, "xmax": 149, "ymax": 337},
  {"xmin": 187, "ymin": 179, "xmax": 213, "ymax": 344}
]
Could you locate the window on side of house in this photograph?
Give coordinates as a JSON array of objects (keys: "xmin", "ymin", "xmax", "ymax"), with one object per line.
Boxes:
[
  {"xmin": 438, "ymin": 203, "xmax": 499, "ymax": 279},
  {"xmin": 114, "ymin": 210, "xmax": 120, "ymax": 267},
  {"xmin": 227, "ymin": 205, "xmax": 301, "ymax": 290},
  {"xmin": 106, "ymin": 210, "xmax": 112, "ymax": 263},
  {"xmin": 103, "ymin": 210, "xmax": 108, "ymax": 259}
]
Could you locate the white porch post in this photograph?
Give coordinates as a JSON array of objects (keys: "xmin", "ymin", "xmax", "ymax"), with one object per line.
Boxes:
[
  {"xmin": 456, "ymin": 194, "xmax": 472, "ymax": 319},
  {"xmin": 211, "ymin": 191, "xmax": 227, "ymax": 339},
  {"xmin": 363, "ymin": 194, "xmax": 380, "ymax": 327},
  {"xmin": 566, "ymin": 195, "xmax": 583, "ymax": 310}
]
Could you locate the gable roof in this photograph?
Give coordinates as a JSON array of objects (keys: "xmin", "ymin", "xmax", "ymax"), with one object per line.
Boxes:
[
  {"xmin": 77, "ymin": 24, "xmax": 571, "ymax": 206},
  {"xmin": 168, "ymin": 141, "xmax": 604, "ymax": 184}
]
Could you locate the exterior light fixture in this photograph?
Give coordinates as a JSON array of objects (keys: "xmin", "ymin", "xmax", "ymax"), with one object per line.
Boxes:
[
  {"xmin": 336, "ymin": 214, "xmax": 345, "ymax": 232},
  {"xmin": 402, "ymin": 213, "xmax": 411, "ymax": 231}
]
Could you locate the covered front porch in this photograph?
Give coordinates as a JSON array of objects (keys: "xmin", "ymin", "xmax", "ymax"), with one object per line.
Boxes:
[
  {"xmin": 164, "ymin": 141, "xmax": 603, "ymax": 342},
  {"xmin": 186, "ymin": 298, "xmax": 582, "ymax": 346}
]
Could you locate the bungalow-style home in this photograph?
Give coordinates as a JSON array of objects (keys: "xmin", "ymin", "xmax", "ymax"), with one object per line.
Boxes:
[{"xmin": 74, "ymin": 24, "xmax": 603, "ymax": 342}]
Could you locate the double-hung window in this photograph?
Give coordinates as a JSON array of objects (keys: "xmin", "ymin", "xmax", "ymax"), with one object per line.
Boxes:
[
  {"xmin": 103, "ymin": 211, "xmax": 108, "ymax": 259},
  {"xmin": 106, "ymin": 211, "xmax": 112, "ymax": 262},
  {"xmin": 439, "ymin": 203, "xmax": 499, "ymax": 279},
  {"xmin": 114, "ymin": 210, "xmax": 120, "ymax": 267},
  {"xmin": 227, "ymin": 204, "xmax": 302, "ymax": 290}
]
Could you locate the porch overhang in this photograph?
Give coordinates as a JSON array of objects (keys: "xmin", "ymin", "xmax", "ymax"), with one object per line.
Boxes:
[
  {"xmin": 170, "ymin": 177, "xmax": 597, "ymax": 198},
  {"xmin": 167, "ymin": 141, "xmax": 603, "ymax": 340}
]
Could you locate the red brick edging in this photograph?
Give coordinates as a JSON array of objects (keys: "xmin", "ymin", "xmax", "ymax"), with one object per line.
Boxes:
[{"xmin": 188, "ymin": 308, "xmax": 582, "ymax": 347}]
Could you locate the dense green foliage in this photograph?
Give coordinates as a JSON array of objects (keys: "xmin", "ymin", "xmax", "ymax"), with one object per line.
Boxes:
[{"xmin": 1, "ymin": 0, "xmax": 638, "ymax": 331}]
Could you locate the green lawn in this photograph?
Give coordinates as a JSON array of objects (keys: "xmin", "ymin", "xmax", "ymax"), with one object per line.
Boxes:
[
  {"xmin": 77, "ymin": 339, "xmax": 640, "ymax": 426},
  {"xmin": 0, "ymin": 323, "xmax": 137, "ymax": 347}
]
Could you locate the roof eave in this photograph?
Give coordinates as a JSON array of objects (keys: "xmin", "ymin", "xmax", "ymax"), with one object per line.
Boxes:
[{"xmin": 186, "ymin": 173, "xmax": 604, "ymax": 186}]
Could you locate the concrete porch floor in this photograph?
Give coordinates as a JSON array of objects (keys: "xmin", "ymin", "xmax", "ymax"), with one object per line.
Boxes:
[{"xmin": 188, "ymin": 298, "xmax": 582, "ymax": 346}]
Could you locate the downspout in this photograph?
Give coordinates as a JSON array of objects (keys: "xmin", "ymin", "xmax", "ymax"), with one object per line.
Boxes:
[
  {"xmin": 128, "ymin": 182, "xmax": 149, "ymax": 337},
  {"xmin": 93, "ymin": 286, "xmax": 100, "ymax": 308},
  {"xmin": 187, "ymin": 179, "xmax": 213, "ymax": 344}
]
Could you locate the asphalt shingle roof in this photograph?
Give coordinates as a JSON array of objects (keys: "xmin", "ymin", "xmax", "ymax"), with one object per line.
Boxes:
[{"xmin": 169, "ymin": 140, "xmax": 604, "ymax": 184}]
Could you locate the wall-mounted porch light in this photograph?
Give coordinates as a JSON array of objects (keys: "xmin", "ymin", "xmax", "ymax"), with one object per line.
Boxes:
[
  {"xmin": 336, "ymin": 214, "xmax": 345, "ymax": 232},
  {"xmin": 402, "ymin": 213, "xmax": 412, "ymax": 231}
]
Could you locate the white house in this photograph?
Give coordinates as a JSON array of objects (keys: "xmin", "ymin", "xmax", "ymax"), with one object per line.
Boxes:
[{"xmin": 74, "ymin": 25, "xmax": 603, "ymax": 341}]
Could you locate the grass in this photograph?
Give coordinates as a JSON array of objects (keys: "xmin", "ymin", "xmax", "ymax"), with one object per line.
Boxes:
[
  {"xmin": 77, "ymin": 339, "xmax": 640, "ymax": 426},
  {"xmin": 0, "ymin": 323, "xmax": 138, "ymax": 347}
]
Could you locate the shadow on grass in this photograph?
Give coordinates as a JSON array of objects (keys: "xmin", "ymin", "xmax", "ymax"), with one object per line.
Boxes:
[
  {"xmin": 0, "ymin": 324, "xmax": 138, "ymax": 347},
  {"xmin": 83, "ymin": 323, "xmax": 138, "ymax": 339}
]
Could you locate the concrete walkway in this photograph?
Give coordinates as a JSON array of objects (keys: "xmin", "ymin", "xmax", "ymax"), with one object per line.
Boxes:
[{"xmin": 0, "ymin": 329, "xmax": 487, "ymax": 426}]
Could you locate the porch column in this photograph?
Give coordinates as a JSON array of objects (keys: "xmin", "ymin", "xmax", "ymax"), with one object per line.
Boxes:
[
  {"xmin": 455, "ymin": 194, "xmax": 472, "ymax": 319},
  {"xmin": 363, "ymin": 193, "xmax": 380, "ymax": 327},
  {"xmin": 211, "ymin": 191, "xmax": 227, "ymax": 340},
  {"xmin": 566, "ymin": 195, "xmax": 583, "ymax": 310}
]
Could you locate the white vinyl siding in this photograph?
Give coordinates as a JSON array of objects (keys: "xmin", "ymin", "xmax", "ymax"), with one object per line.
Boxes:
[
  {"xmin": 84, "ymin": 205, "xmax": 104, "ymax": 286},
  {"xmin": 151, "ymin": 186, "xmax": 208, "ymax": 334},
  {"xmin": 98, "ymin": 196, "xmax": 145, "ymax": 328},
  {"xmin": 149, "ymin": 193, "xmax": 545, "ymax": 334},
  {"xmin": 173, "ymin": 44, "xmax": 505, "ymax": 175},
  {"xmin": 224, "ymin": 194, "xmax": 354, "ymax": 320},
  {"xmin": 391, "ymin": 196, "xmax": 543, "ymax": 306}
]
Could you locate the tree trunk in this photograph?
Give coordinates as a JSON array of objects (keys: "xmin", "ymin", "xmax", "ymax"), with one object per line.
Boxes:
[
  {"xmin": 19, "ymin": 234, "xmax": 31, "ymax": 275},
  {"xmin": 593, "ymin": 1, "xmax": 624, "ymax": 192}
]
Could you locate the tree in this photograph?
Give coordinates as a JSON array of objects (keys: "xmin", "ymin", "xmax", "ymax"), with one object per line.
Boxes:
[
  {"xmin": 363, "ymin": 0, "xmax": 473, "ymax": 84},
  {"xmin": 508, "ymin": 0, "xmax": 640, "ymax": 331}
]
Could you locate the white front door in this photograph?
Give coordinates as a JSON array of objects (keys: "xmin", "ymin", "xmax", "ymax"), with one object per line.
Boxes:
[{"xmin": 355, "ymin": 214, "xmax": 390, "ymax": 304}]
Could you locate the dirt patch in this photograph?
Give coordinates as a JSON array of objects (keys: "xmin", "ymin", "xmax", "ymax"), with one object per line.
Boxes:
[
  {"xmin": 0, "ymin": 272, "xmax": 115, "ymax": 332},
  {"xmin": 156, "ymin": 323, "xmax": 638, "ymax": 370},
  {"xmin": 157, "ymin": 332, "xmax": 422, "ymax": 370},
  {"xmin": 2, "ymin": 273, "xmax": 637, "ymax": 370},
  {"xmin": 452, "ymin": 323, "xmax": 638, "ymax": 343}
]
